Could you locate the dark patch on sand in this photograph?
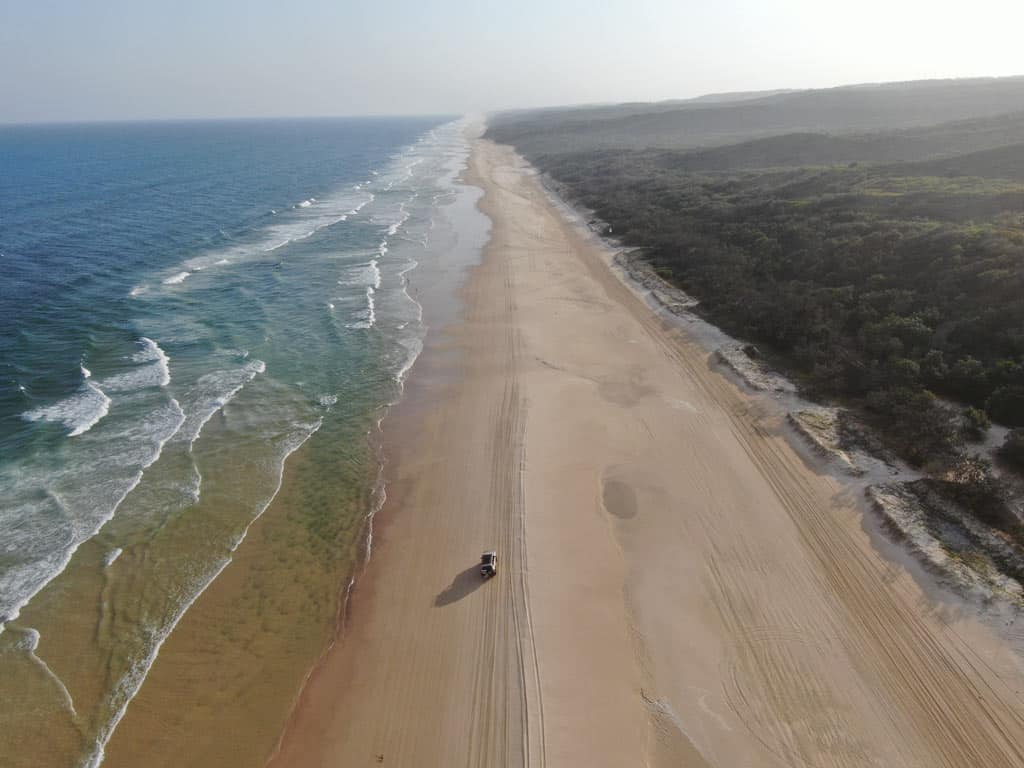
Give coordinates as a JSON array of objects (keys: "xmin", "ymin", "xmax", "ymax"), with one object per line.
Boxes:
[{"xmin": 603, "ymin": 479, "xmax": 638, "ymax": 520}]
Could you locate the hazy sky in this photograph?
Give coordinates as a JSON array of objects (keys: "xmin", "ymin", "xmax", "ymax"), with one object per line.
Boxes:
[{"xmin": 2, "ymin": 0, "xmax": 1023, "ymax": 123}]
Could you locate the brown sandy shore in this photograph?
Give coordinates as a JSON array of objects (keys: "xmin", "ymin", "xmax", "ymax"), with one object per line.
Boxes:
[{"xmin": 269, "ymin": 138, "xmax": 1024, "ymax": 767}]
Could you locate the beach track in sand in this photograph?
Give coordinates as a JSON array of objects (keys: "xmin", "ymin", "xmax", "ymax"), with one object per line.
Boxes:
[{"xmin": 269, "ymin": 138, "xmax": 1024, "ymax": 767}]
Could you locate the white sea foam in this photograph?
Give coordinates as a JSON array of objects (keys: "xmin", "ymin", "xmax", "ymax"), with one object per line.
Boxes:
[
  {"xmin": 346, "ymin": 286, "xmax": 376, "ymax": 330},
  {"xmin": 82, "ymin": 565, "xmax": 229, "ymax": 768},
  {"xmin": 23, "ymin": 379, "xmax": 111, "ymax": 437},
  {"xmin": 83, "ymin": 416, "xmax": 323, "ymax": 768},
  {"xmin": 103, "ymin": 548, "xmax": 123, "ymax": 567},
  {"xmin": 318, "ymin": 394, "xmax": 338, "ymax": 408},
  {"xmin": 186, "ymin": 462, "xmax": 202, "ymax": 505},
  {"xmin": 394, "ymin": 335, "xmax": 423, "ymax": 385},
  {"xmin": 157, "ymin": 187, "xmax": 370, "ymax": 285},
  {"xmin": 13, "ymin": 626, "xmax": 39, "ymax": 652},
  {"xmin": 163, "ymin": 271, "xmax": 190, "ymax": 285},
  {"xmin": 387, "ymin": 209, "xmax": 412, "ymax": 236},
  {"xmin": 337, "ymin": 257, "xmax": 382, "ymax": 289},
  {"xmin": 101, "ymin": 338, "xmax": 170, "ymax": 392},
  {"xmin": 14, "ymin": 627, "xmax": 78, "ymax": 717},
  {"xmin": 129, "ymin": 284, "xmax": 148, "ymax": 297},
  {"xmin": 134, "ymin": 338, "xmax": 170, "ymax": 383},
  {"xmin": 397, "ymin": 256, "xmax": 421, "ymax": 282},
  {"xmin": 80, "ymin": 364, "xmax": 91, "ymax": 379},
  {"xmin": 3, "ymin": 396, "xmax": 186, "ymax": 631},
  {"xmin": 348, "ymin": 194, "xmax": 375, "ymax": 216},
  {"xmin": 176, "ymin": 360, "xmax": 266, "ymax": 447}
]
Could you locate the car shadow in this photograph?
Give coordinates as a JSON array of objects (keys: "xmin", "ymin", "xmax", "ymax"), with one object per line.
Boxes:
[{"xmin": 434, "ymin": 564, "xmax": 486, "ymax": 607}]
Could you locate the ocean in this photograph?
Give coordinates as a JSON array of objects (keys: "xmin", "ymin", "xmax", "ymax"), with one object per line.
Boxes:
[{"xmin": 0, "ymin": 116, "xmax": 486, "ymax": 766}]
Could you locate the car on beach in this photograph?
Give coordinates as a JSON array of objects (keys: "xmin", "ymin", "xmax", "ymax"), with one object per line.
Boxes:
[{"xmin": 480, "ymin": 551, "xmax": 498, "ymax": 579}]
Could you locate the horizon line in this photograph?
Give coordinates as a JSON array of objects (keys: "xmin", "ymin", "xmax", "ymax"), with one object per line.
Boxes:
[{"xmin": 5, "ymin": 72, "xmax": 1024, "ymax": 128}]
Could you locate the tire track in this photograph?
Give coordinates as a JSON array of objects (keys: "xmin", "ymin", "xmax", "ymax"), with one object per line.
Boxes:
[
  {"xmin": 463, "ymin": 157, "xmax": 545, "ymax": 766},
  {"xmin": 504, "ymin": 140, "xmax": 1024, "ymax": 766}
]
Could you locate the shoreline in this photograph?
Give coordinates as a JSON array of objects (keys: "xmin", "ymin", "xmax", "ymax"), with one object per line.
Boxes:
[
  {"xmin": 84, "ymin": 122, "xmax": 471, "ymax": 768},
  {"xmin": 267, "ymin": 129, "xmax": 538, "ymax": 766},
  {"xmin": 272, "ymin": 136, "xmax": 1024, "ymax": 767}
]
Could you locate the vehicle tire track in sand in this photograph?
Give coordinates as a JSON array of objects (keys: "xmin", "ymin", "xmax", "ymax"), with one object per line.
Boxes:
[
  {"xmin": 267, "ymin": 136, "xmax": 545, "ymax": 768},
  {"xmin": 475, "ymin": 158, "xmax": 547, "ymax": 768},
  {"xmin": 489, "ymin": 138, "xmax": 1024, "ymax": 767},
  {"xmin": 467, "ymin": 376, "xmax": 519, "ymax": 766},
  {"xmin": 731, "ymin": 425, "xmax": 1024, "ymax": 766},
  {"xmin": 608, "ymin": 228, "xmax": 1024, "ymax": 765},
  {"xmin": 514, "ymin": 409, "xmax": 548, "ymax": 768},
  {"xmin": 629, "ymin": 242, "xmax": 1024, "ymax": 766},
  {"xmin": 271, "ymin": 135, "xmax": 1024, "ymax": 768},
  {"xmin": 457, "ymin": 213, "xmax": 535, "ymax": 767}
]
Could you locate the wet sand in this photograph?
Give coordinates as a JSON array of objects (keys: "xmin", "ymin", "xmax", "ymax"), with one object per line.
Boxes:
[
  {"xmin": 97, "ymin": 417, "xmax": 373, "ymax": 768},
  {"xmin": 270, "ymin": 138, "xmax": 1024, "ymax": 767}
]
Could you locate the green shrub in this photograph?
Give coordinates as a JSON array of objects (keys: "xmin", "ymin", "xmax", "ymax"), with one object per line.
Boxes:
[
  {"xmin": 986, "ymin": 386, "xmax": 1024, "ymax": 427},
  {"xmin": 999, "ymin": 429, "xmax": 1024, "ymax": 471},
  {"xmin": 961, "ymin": 407, "xmax": 992, "ymax": 441}
]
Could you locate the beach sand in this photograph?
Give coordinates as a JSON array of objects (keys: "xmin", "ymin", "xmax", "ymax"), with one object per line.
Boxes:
[{"xmin": 270, "ymin": 138, "xmax": 1024, "ymax": 767}]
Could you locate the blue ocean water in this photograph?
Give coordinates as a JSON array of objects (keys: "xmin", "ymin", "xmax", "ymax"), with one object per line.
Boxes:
[
  {"xmin": 1, "ymin": 117, "xmax": 439, "ymax": 430},
  {"xmin": 0, "ymin": 116, "xmax": 483, "ymax": 765}
]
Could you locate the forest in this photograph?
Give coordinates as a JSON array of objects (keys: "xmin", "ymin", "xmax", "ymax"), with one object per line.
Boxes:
[{"xmin": 488, "ymin": 80, "xmax": 1024, "ymax": 487}]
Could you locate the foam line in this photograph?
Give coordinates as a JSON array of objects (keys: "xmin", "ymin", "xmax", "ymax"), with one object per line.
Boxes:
[
  {"xmin": 16, "ymin": 627, "xmax": 79, "ymax": 718},
  {"xmin": 163, "ymin": 272, "xmax": 190, "ymax": 285},
  {"xmin": 22, "ymin": 379, "xmax": 111, "ymax": 437},
  {"xmin": 82, "ymin": 417, "xmax": 323, "ymax": 768},
  {"xmin": 2, "ymin": 397, "xmax": 185, "ymax": 633}
]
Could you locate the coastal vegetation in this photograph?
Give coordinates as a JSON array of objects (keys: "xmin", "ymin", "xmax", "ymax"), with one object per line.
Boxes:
[
  {"xmin": 489, "ymin": 78, "xmax": 1024, "ymax": 570},
  {"xmin": 528, "ymin": 150, "xmax": 1024, "ymax": 465},
  {"xmin": 489, "ymin": 77, "xmax": 1024, "ymax": 154}
]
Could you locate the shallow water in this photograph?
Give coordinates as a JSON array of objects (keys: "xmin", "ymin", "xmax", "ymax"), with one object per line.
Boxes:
[{"xmin": 0, "ymin": 116, "xmax": 483, "ymax": 766}]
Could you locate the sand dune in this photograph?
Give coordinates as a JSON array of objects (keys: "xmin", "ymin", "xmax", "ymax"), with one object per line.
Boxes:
[{"xmin": 270, "ymin": 138, "xmax": 1024, "ymax": 767}]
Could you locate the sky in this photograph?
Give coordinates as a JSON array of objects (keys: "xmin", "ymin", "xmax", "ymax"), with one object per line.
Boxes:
[{"xmin": 2, "ymin": 0, "xmax": 1023, "ymax": 123}]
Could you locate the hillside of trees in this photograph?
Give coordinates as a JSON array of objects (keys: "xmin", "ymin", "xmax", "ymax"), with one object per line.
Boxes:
[
  {"xmin": 896, "ymin": 142, "xmax": 1024, "ymax": 182},
  {"xmin": 489, "ymin": 77, "xmax": 1024, "ymax": 154},
  {"xmin": 487, "ymin": 78, "xmax": 1024, "ymax": 481},
  {"xmin": 555, "ymin": 113, "xmax": 1024, "ymax": 175}
]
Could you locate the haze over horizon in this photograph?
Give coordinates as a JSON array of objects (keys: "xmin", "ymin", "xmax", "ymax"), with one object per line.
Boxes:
[{"xmin": 3, "ymin": 0, "xmax": 1024, "ymax": 124}]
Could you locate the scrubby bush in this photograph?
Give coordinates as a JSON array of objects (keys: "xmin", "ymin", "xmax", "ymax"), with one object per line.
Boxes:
[
  {"xmin": 530, "ymin": 142, "xmax": 1024, "ymax": 469},
  {"xmin": 943, "ymin": 455, "xmax": 1019, "ymax": 536},
  {"xmin": 986, "ymin": 386, "xmax": 1024, "ymax": 427},
  {"xmin": 864, "ymin": 387, "xmax": 962, "ymax": 466},
  {"xmin": 961, "ymin": 407, "xmax": 992, "ymax": 441},
  {"xmin": 999, "ymin": 428, "xmax": 1024, "ymax": 471}
]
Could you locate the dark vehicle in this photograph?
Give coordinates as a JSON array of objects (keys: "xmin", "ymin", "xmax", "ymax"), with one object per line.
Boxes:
[{"xmin": 480, "ymin": 551, "xmax": 497, "ymax": 579}]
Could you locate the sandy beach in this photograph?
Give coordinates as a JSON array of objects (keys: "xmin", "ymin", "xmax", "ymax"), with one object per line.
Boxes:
[{"xmin": 270, "ymin": 137, "xmax": 1024, "ymax": 767}]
